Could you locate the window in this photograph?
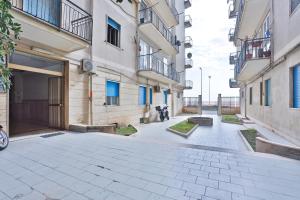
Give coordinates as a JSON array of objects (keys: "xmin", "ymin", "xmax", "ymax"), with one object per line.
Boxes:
[
  {"xmin": 291, "ymin": 0, "xmax": 300, "ymax": 14},
  {"xmin": 107, "ymin": 17, "xmax": 121, "ymax": 47},
  {"xmin": 150, "ymin": 88, "xmax": 153, "ymax": 105},
  {"xmin": 249, "ymin": 87, "xmax": 253, "ymax": 105},
  {"xmin": 163, "ymin": 90, "xmax": 168, "ymax": 104},
  {"xmin": 106, "ymin": 81, "xmax": 119, "ymax": 105},
  {"xmin": 293, "ymin": 65, "xmax": 300, "ymax": 108},
  {"xmin": 139, "ymin": 86, "xmax": 146, "ymax": 105},
  {"xmin": 260, "ymin": 82, "xmax": 263, "ymax": 105},
  {"xmin": 265, "ymin": 79, "xmax": 271, "ymax": 106}
]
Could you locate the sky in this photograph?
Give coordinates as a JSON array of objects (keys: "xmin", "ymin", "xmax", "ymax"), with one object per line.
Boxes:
[{"xmin": 183, "ymin": 0, "xmax": 239, "ymax": 101}]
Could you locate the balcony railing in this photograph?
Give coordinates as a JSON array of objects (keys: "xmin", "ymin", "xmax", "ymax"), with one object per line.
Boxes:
[
  {"xmin": 184, "ymin": 15, "xmax": 192, "ymax": 28},
  {"xmin": 228, "ymin": 28, "xmax": 235, "ymax": 42},
  {"xmin": 185, "ymin": 80, "xmax": 193, "ymax": 89},
  {"xmin": 138, "ymin": 54, "xmax": 180, "ymax": 82},
  {"xmin": 185, "ymin": 59, "xmax": 193, "ymax": 69},
  {"xmin": 184, "ymin": 0, "xmax": 192, "ymax": 9},
  {"xmin": 233, "ymin": 0, "xmax": 245, "ymax": 42},
  {"xmin": 139, "ymin": 7, "xmax": 178, "ymax": 52},
  {"xmin": 229, "ymin": 78, "xmax": 239, "ymax": 88},
  {"xmin": 228, "ymin": 3, "xmax": 237, "ymax": 19},
  {"xmin": 229, "ymin": 52, "xmax": 239, "ymax": 65},
  {"xmin": 235, "ymin": 37, "xmax": 271, "ymax": 74},
  {"xmin": 184, "ymin": 36, "xmax": 193, "ymax": 48},
  {"xmin": 10, "ymin": 0, "xmax": 93, "ymax": 43}
]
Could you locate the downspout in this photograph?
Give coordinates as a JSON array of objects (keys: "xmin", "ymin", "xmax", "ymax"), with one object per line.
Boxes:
[
  {"xmin": 244, "ymin": 84, "xmax": 247, "ymax": 118},
  {"xmin": 89, "ymin": 0, "xmax": 94, "ymax": 125}
]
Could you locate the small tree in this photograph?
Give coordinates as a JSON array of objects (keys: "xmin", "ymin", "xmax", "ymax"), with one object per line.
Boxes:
[{"xmin": 0, "ymin": 0, "xmax": 21, "ymax": 91}]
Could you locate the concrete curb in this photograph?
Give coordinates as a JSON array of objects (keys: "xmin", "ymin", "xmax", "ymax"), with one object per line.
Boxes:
[
  {"xmin": 238, "ymin": 130, "xmax": 254, "ymax": 152},
  {"xmin": 167, "ymin": 124, "xmax": 199, "ymax": 138},
  {"xmin": 221, "ymin": 119, "xmax": 243, "ymax": 125}
]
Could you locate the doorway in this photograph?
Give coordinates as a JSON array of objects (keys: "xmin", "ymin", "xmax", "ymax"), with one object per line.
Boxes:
[{"xmin": 8, "ymin": 52, "xmax": 65, "ymax": 137}]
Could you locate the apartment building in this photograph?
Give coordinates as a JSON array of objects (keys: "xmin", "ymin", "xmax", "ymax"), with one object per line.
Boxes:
[
  {"xmin": 0, "ymin": 0, "xmax": 192, "ymax": 137},
  {"xmin": 228, "ymin": 0, "xmax": 300, "ymax": 145}
]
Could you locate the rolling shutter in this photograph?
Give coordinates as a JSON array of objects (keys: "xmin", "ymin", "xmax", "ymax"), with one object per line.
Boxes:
[
  {"xmin": 139, "ymin": 86, "xmax": 146, "ymax": 105},
  {"xmin": 294, "ymin": 66, "xmax": 300, "ymax": 108},
  {"xmin": 106, "ymin": 81, "xmax": 119, "ymax": 97}
]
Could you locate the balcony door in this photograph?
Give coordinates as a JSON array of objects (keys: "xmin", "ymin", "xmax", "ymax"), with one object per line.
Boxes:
[{"xmin": 23, "ymin": 0, "xmax": 61, "ymax": 26}]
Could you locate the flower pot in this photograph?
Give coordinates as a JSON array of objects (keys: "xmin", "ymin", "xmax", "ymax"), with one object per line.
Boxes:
[
  {"xmin": 252, "ymin": 40, "xmax": 263, "ymax": 47},
  {"xmin": 246, "ymin": 53, "xmax": 253, "ymax": 59}
]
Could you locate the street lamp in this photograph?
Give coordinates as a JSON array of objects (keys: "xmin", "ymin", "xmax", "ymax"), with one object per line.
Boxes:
[
  {"xmin": 199, "ymin": 67, "xmax": 203, "ymax": 96},
  {"xmin": 208, "ymin": 75, "xmax": 212, "ymax": 105}
]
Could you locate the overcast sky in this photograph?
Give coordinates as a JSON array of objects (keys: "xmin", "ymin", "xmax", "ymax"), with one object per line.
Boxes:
[{"xmin": 184, "ymin": 0, "xmax": 239, "ymax": 102}]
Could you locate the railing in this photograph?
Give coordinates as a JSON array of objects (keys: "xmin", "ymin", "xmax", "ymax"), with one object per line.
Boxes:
[
  {"xmin": 235, "ymin": 37, "xmax": 271, "ymax": 74},
  {"xmin": 229, "ymin": 78, "xmax": 238, "ymax": 88},
  {"xmin": 185, "ymin": 36, "xmax": 193, "ymax": 47},
  {"xmin": 138, "ymin": 54, "xmax": 180, "ymax": 82},
  {"xmin": 184, "ymin": 97, "xmax": 198, "ymax": 107},
  {"xmin": 184, "ymin": 0, "xmax": 192, "ymax": 9},
  {"xmin": 229, "ymin": 52, "xmax": 240, "ymax": 65},
  {"xmin": 139, "ymin": 7, "xmax": 178, "ymax": 52},
  {"xmin": 10, "ymin": 0, "xmax": 93, "ymax": 43},
  {"xmin": 185, "ymin": 59, "xmax": 193, "ymax": 68},
  {"xmin": 228, "ymin": 28, "xmax": 235, "ymax": 42},
  {"xmin": 228, "ymin": 3, "xmax": 237, "ymax": 19},
  {"xmin": 165, "ymin": 0, "xmax": 179, "ymax": 23},
  {"xmin": 185, "ymin": 80, "xmax": 193, "ymax": 89},
  {"xmin": 221, "ymin": 96, "xmax": 240, "ymax": 115},
  {"xmin": 184, "ymin": 15, "xmax": 192, "ymax": 27},
  {"xmin": 233, "ymin": 0, "xmax": 245, "ymax": 41}
]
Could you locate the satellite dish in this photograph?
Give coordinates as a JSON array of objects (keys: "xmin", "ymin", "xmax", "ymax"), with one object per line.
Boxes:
[{"xmin": 187, "ymin": 52, "xmax": 192, "ymax": 59}]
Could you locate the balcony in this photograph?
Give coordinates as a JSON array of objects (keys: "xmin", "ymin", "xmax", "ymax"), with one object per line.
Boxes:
[
  {"xmin": 234, "ymin": 0, "xmax": 270, "ymax": 42},
  {"xmin": 184, "ymin": 80, "xmax": 193, "ymax": 90},
  {"xmin": 228, "ymin": 1, "xmax": 237, "ymax": 19},
  {"xmin": 184, "ymin": 36, "xmax": 193, "ymax": 48},
  {"xmin": 139, "ymin": 8, "xmax": 179, "ymax": 55},
  {"xmin": 228, "ymin": 28, "xmax": 235, "ymax": 42},
  {"xmin": 144, "ymin": 0, "xmax": 179, "ymax": 27},
  {"xmin": 184, "ymin": 15, "xmax": 192, "ymax": 28},
  {"xmin": 229, "ymin": 52, "xmax": 239, "ymax": 65},
  {"xmin": 185, "ymin": 59, "xmax": 193, "ymax": 69},
  {"xmin": 229, "ymin": 78, "xmax": 239, "ymax": 88},
  {"xmin": 137, "ymin": 54, "xmax": 180, "ymax": 84},
  {"xmin": 236, "ymin": 37, "xmax": 271, "ymax": 82},
  {"xmin": 184, "ymin": 0, "xmax": 192, "ymax": 9},
  {"xmin": 10, "ymin": 0, "xmax": 93, "ymax": 53}
]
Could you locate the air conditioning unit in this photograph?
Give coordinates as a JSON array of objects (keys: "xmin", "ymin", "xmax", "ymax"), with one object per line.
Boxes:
[
  {"xmin": 153, "ymin": 85, "xmax": 161, "ymax": 93},
  {"xmin": 82, "ymin": 59, "xmax": 94, "ymax": 73}
]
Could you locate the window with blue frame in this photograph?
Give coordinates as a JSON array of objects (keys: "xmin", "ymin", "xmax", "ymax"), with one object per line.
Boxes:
[
  {"xmin": 107, "ymin": 17, "xmax": 121, "ymax": 47},
  {"xmin": 163, "ymin": 90, "xmax": 168, "ymax": 104},
  {"xmin": 265, "ymin": 79, "xmax": 271, "ymax": 106},
  {"xmin": 293, "ymin": 65, "xmax": 300, "ymax": 108},
  {"xmin": 23, "ymin": 0, "xmax": 60, "ymax": 26},
  {"xmin": 139, "ymin": 86, "xmax": 146, "ymax": 105},
  {"xmin": 150, "ymin": 88, "xmax": 153, "ymax": 105},
  {"xmin": 291, "ymin": 0, "xmax": 300, "ymax": 14},
  {"xmin": 106, "ymin": 81, "xmax": 120, "ymax": 105}
]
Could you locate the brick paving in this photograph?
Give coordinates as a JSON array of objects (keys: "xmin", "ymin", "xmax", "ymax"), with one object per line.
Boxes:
[{"xmin": 0, "ymin": 132, "xmax": 300, "ymax": 200}]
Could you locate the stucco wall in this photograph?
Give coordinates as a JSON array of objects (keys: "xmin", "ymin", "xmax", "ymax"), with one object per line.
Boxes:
[{"xmin": 0, "ymin": 93, "xmax": 8, "ymax": 132}]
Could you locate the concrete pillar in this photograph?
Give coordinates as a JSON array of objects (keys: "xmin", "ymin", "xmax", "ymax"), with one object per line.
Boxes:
[
  {"xmin": 217, "ymin": 94, "xmax": 222, "ymax": 116},
  {"xmin": 198, "ymin": 95, "xmax": 202, "ymax": 115}
]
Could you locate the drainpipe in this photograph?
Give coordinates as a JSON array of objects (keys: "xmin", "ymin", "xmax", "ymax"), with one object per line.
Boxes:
[
  {"xmin": 244, "ymin": 84, "xmax": 247, "ymax": 118},
  {"xmin": 89, "ymin": 0, "xmax": 94, "ymax": 125}
]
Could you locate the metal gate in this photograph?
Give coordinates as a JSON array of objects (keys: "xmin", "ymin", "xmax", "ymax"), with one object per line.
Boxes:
[
  {"xmin": 49, "ymin": 77, "xmax": 64, "ymax": 129},
  {"xmin": 221, "ymin": 96, "xmax": 240, "ymax": 115}
]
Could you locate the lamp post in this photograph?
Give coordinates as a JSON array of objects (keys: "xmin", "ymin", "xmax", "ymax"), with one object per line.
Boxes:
[
  {"xmin": 199, "ymin": 67, "xmax": 203, "ymax": 96},
  {"xmin": 208, "ymin": 75, "xmax": 211, "ymax": 105}
]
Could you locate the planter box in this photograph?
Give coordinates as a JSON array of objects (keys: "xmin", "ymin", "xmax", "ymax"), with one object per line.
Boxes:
[{"xmin": 188, "ymin": 117, "xmax": 213, "ymax": 126}]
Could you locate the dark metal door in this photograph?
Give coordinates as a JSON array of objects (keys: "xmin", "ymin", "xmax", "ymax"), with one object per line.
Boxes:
[{"xmin": 48, "ymin": 77, "xmax": 63, "ymax": 129}]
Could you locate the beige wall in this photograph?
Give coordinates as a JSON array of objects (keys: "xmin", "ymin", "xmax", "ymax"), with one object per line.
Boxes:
[{"xmin": 0, "ymin": 93, "xmax": 8, "ymax": 132}]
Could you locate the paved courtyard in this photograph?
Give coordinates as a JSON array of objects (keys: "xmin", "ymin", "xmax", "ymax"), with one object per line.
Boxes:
[
  {"xmin": 134, "ymin": 113, "xmax": 248, "ymax": 151},
  {"xmin": 1, "ymin": 132, "xmax": 300, "ymax": 200}
]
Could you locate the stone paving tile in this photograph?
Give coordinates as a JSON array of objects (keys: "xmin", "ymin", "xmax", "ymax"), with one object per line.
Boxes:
[{"xmin": 0, "ymin": 133, "xmax": 300, "ymax": 200}]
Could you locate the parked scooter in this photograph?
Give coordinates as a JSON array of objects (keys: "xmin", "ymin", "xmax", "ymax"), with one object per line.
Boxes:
[
  {"xmin": 0, "ymin": 125, "xmax": 9, "ymax": 151},
  {"xmin": 156, "ymin": 105, "xmax": 170, "ymax": 122}
]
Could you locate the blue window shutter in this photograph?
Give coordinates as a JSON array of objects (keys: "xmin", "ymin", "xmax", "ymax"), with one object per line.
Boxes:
[
  {"xmin": 106, "ymin": 81, "xmax": 119, "ymax": 97},
  {"xmin": 139, "ymin": 86, "xmax": 146, "ymax": 105},
  {"xmin": 265, "ymin": 79, "xmax": 271, "ymax": 106},
  {"xmin": 164, "ymin": 91, "xmax": 168, "ymax": 104},
  {"xmin": 294, "ymin": 66, "xmax": 300, "ymax": 108},
  {"xmin": 150, "ymin": 88, "xmax": 153, "ymax": 105},
  {"xmin": 108, "ymin": 17, "xmax": 120, "ymax": 30}
]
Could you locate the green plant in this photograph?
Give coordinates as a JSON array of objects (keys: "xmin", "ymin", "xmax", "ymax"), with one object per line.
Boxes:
[
  {"xmin": 170, "ymin": 121, "xmax": 196, "ymax": 134},
  {"xmin": 0, "ymin": 0, "xmax": 22, "ymax": 91}
]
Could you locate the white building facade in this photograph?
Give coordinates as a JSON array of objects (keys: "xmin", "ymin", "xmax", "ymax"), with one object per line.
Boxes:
[
  {"xmin": 228, "ymin": 0, "xmax": 300, "ymax": 145},
  {"xmin": 0, "ymin": 0, "xmax": 192, "ymax": 137}
]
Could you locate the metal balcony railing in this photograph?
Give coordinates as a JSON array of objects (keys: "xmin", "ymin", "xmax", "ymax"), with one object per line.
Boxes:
[
  {"xmin": 229, "ymin": 78, "xmax": 238, "ymax": 88},
  {"xmin": 10, "ymin": 0, "xmax": 93, "ymax": 43},
  {"xmin": 185, "ymin": 80, "xmax": 193, "ymax": 89},
  {"xmin": 229, "ymin": 52, "xmax": 240, "ymax": 65},
  {"xmin": 233, "ymin": 0, "xmax": 245, "ymax": 41},
  {"xmin": 228, "ymin": 3, "xmax": 237, "ymax": 19},
  {"xmin": 139, "ymin": 7, "xmax": 178, "ymax": 52},
  {"xmin": 184, "ymin": 15, "xmax": 192, "ymax": 28},
  {"xmin": 228, "ymin": 28, "xmax": 235, "ymax": 42},
  {"xmin": 235, "ymin": 37, "xmax": 271, "ymax": 74},
  {"xmin": 185, "ymin": 59, "xmax": 193, "ymax": 69},
  {"xmin": 138, "ymin": 54, "xmax": 180, "ymax": 82},
  {"xmin": 184, "ymin": 0, "xmax": 192, "ymax": 9},
  {"xmin": 184, "ymin": 36, "xmax": 193, "ymax": 48}
]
